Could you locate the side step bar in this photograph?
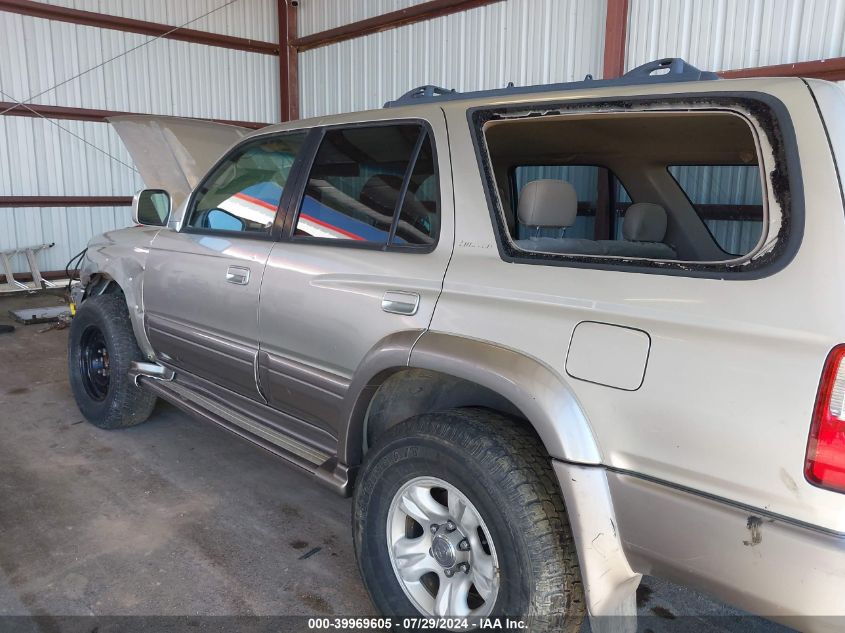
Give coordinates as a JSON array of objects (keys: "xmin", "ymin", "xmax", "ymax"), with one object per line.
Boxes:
[
  {"xmin": 137, "ymin": 373, "xmax": 344, "ymax": 493},
  {"xmin": 129, "ymin": 361, "xmax": 174, "ymax": 386}
]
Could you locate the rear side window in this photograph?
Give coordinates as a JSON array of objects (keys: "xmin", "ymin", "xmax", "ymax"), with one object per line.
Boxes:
[
  {"xmin": 188, "ymin": 132, "xmax": 306, "ymax": 234},
  {"xmin": 480, "ymin": 107, "xmax": 773, "ymax": 267},
  {"xmin": 294, "ymin": 124, "xmax": 438, "ymax": 247},
  {"xmin": 668, "ymin": 165, "xmax": 764, "ymax": 256}
]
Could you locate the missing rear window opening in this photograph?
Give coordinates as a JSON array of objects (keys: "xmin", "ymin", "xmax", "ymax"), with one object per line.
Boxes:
[{"xmin": 472, "ymin": 95, "xmax": 799, "ymax": 277}]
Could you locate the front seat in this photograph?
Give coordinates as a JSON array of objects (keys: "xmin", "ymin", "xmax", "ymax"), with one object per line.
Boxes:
[
  {"xmin": 600, "ymin": 202, "xmax": 677, "ymax": 259},
  {"xmin": 513, "ymin": 180, "xmax": 603, "ymax": 255}
]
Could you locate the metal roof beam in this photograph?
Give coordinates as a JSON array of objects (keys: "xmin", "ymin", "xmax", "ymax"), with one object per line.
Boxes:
[
  {"xmin": 0, "ymin": 0, "xmax": 280, "ymax": 55},
  {"xmin": 278, "ymin": 0, "xmax": 299, "ymax": 121},
  {"xmin": 603, "ymin": 0, "xmax": 629, "ymax": 79},
  {"xmin": 0, "ymin": 196, "xmax": 132, "ymax": 208},
  {"xmin": 292, "ymin": 0, "xmax": 504, "ymax": 52},
  {"xmin": 719, "ymin": 57, "xmax": 845, "ymax": 81}
]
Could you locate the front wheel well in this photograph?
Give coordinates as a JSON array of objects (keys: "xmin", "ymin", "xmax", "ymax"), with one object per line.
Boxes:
[
  {"xmin": 362, "ymin": 368, "xmax": 538, "ymax": 454},
  {"xmin": 83, "ymin": 274, "xmax": 123, "ymax": 300}
]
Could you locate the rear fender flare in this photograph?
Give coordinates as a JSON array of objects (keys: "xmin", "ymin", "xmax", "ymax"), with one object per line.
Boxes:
[
  {"xmin": 339, "ymin": 332, "xmax": 634, "ymax": 624},
  {"xmin": 408, "ymin": 332, "xmax": 602, "ymax": 464}
]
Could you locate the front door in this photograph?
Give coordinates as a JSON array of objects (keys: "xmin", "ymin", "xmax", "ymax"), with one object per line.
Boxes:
[
  {"xmin": 257, "ymin": 115, "xmax": 454, "ymax": 436},
  {"xmin": 144, "ymin": 131, "xmax": 307, "ymax": 400}
]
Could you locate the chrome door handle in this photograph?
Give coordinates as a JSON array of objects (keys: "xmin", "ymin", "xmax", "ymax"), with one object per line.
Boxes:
[
  {"xmin": 226, "ymin": 265, "xmax": 250, "ymax": 285},
  {"xmin": 382, "ymin": 291, "xmax": 420, "ymax": 316}
]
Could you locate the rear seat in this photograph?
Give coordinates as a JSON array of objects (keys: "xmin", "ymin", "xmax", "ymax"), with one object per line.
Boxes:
[
  {"xmin": 512, "ymin": 181, "xmax": 677, "ymax": 259},
  {"xmin": 513, "ymin": 180, "xmax": 603, "ymax": 255},
  {"xmin": 599, "ymin": 202, "xmax": 677, "ymax": 259}
]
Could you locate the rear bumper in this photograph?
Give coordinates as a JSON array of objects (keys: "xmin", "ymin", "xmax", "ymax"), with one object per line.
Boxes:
[{"xmin": 606, "ymin": 470, "xmax": 845, "ymax": 631}]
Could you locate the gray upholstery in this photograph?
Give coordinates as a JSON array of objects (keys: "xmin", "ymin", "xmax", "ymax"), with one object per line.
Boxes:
[
  {"xmin": 622, "ymin": 202, "xmax": 668, "ymax": 242},
  {"xmin": 514, "ymin": 179, "xmax": 605, "ymax": 254},
  {"xmin": 517, "ymin": 180, "xmax": 578, "ymax": 228},
  {"xmin": 517, "ymin": 236, "xmax": 605, "ymax": 255},
  {"xmin": 599, "ymin": 202, "xmax": 677, "ymax": 259},
  {"xmin": 513, "ymin": 183, "xmax": 676, "ymax": 259},
  {"xmin": 602, "ymin": 240, "xmax": 677, "ymax": 259}
]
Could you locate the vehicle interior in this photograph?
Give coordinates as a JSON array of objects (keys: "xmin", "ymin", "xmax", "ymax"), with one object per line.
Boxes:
[
  {"xmin": 188, "ymin": 135, "xmax": 305, "ymax": 233},
  {"xmin": 294, "ymin": 125, "xmax": 439, "ymax": 246},
  {"xmin": 483, "ymin": 110, "xmax": 767, "ymax": 262}
]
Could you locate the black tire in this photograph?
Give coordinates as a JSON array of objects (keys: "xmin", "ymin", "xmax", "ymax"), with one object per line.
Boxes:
[
  {"xmin": 353, "ymin": 408, "xmax": 585, "ymax": 631},
  {"xmin": 68, "ymin": 293, "xmax": 157, "ymax": 429}
]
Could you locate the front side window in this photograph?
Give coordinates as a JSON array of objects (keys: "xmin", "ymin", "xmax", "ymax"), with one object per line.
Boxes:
[
  {"xmin": 668, "ymin": 165, "xmax": 764, "ymax": 256},
  {"xmin": 187, "ymin": 132, "xmax": 307, "ymax": 234},
  {"xmin": 294, "ymin": 124, "xmax": 438, "ymax": 247}
]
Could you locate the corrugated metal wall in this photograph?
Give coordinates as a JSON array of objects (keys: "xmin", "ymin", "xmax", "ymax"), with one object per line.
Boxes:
[
  {"xmin": 298, "ymin": 0, "xmax": 607, "ymax": 118},
  {"xmin": 0, "ymin": 117, "xmax": 141, "ymax": 271},
  {"xmin": 0, "ymin": 0, "xmax": 279, "ymax": 274},
  {"xmin": 298, "ymin": 0, "xmax": 845, "ymax": 119},
  {"xmin": 626, "ymin": 0, "xmax": 845, "ymax": 71},
  {"xmin": 43, "ymin": 0, "xmax": 278, "ymax": 41},
  {"xmin": 300, "ymin": 0, "xmax": 431, "ymax": 34}
]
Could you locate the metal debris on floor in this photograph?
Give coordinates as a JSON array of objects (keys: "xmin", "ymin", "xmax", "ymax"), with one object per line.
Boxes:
[{"xmin": 9, "ymin": 305, "xmax": 71, "ymax": 325}]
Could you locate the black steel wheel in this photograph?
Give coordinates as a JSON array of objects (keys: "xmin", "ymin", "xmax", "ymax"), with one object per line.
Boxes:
[
  {"xmin": 78, "ymin": 324, "xmax": 110, "ymax": 401},
  {"xmin": 68, "ymin": 292, "xmax": 157, "ymax": 429}
]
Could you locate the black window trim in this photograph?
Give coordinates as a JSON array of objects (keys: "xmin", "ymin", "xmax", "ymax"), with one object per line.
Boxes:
[
  {"xmin": 280, "ymin": 118, "xmax": 442, "ymax": 254},
  {"xmin": 181, "ymin": 129, "xmax": 310, "ymax": 242},
  {"xmin": 665, "ymin": 163, "xmax": 766, "ymax": 258},
  {"xmin": 467, "ymin": 92, "xmax": 804, "ymax": 280}
]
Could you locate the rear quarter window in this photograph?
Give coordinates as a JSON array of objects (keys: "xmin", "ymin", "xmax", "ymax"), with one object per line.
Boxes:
[{"xmin": 470, "ymin": 94, "xmax": 800, "ymax": 277}]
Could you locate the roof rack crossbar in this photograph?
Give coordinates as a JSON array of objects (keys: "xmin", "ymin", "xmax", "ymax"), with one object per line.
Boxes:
[{"xmin": 383, "ymin": 58, "xmax": 720, "ymax": 108}]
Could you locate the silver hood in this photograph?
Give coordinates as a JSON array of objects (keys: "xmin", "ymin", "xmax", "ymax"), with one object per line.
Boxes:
[{"xmin": 109, "ymin": 115, "xmax": 253, "ymax": 207}]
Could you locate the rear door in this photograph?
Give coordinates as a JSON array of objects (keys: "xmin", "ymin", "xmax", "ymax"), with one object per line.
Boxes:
[
  {"xmin": 257, "ymin": 113, "xmax": 453, "ymax": 436},
  {"xmin": 143, "ymin": 131, "xmax": 307, "ymax": 399}
]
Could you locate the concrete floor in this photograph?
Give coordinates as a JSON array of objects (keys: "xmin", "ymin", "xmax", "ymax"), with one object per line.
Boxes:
[{"xmin": 0, "ymin": 293, "xmax": 790, "ymax": 632}]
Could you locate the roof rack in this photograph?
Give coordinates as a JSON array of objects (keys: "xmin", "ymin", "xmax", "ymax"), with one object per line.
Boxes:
[{"xmin": 384, "ymin": 58, "xmax": 719, "ymax": 108}]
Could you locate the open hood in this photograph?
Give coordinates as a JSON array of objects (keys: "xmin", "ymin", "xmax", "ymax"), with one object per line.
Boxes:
[{"xmin": 109, "ymin": 115, "xmax": 254, "ymax": 207}]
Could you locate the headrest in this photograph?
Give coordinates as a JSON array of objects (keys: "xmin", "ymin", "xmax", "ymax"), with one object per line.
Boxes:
[
  {"xmin": 518, "ymin": 180, "xmax": 578, "ymax": 228},
  {"xmin": 360, "ymin": 174, "xmax": 428, "ymax": 219},
  {"xmin": 623, "ymin": 203, "xmax": 668, "ymax": 242}
]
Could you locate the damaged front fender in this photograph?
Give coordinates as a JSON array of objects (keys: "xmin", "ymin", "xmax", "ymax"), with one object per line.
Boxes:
[{"xmin": 79, "ymin": 225, "xmax": 162, "ymax": 359}]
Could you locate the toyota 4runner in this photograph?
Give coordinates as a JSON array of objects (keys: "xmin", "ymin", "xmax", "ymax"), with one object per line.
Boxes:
[{"xmin": 68, "ymin": 59, "xmax": 845, "ymax": 632}]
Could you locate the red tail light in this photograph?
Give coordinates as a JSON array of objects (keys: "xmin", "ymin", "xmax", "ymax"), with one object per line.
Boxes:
[{"xmin": 806, "ymin": 345, "xmax": 845, "ymax": 492}]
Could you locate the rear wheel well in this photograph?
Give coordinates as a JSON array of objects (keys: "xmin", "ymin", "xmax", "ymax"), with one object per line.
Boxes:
[{"xmin": 363, "ymin": 368, "xmax": 539, "ymax": 454}]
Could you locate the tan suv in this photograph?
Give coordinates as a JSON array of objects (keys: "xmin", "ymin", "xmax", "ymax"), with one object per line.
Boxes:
[{"xmin": 68, "ymin": 58, "xmax": 845, "ymax": 632}]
